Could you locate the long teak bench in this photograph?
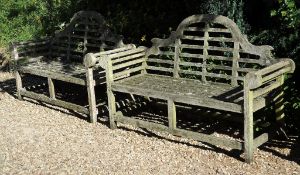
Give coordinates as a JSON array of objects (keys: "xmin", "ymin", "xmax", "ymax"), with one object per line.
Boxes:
[
  {"xmin": 90, "ymin": 14, "xmax": 296, "ymax": 162},
  {"xmin": 11, "ymin": 11, "xmax": 125, "ymax": 123}
]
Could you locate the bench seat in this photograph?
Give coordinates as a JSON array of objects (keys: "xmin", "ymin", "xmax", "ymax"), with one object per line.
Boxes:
[
  {"xmin": 19, "ymin": 56, "xmax": 105, "ymax": 85},
  {"xmin": 112, "ymin": 74, "xmax": 266, "ymax": 113}
]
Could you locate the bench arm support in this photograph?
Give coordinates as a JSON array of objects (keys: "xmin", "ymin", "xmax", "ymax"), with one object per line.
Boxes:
[{"xmin": 244, "ymin": 58, "xmax": 295, "ymax": 90}]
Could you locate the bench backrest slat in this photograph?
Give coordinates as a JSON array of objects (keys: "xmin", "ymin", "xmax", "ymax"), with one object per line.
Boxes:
[
  {"xmin": 50, "ymin": 11, "xmax": 124, "ymax": 63},
  {"xmin": 146, "ymin": 15, "xmax": 274, "ymax": 86}
]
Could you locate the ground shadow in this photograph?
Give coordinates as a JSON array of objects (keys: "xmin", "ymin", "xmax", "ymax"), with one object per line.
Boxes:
[{"xmin": 260, "ymin": 135, "xmax": 300, "ymax": 165}]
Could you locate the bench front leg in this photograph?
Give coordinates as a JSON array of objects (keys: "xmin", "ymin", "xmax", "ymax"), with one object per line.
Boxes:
[
  {"xmin": 86, "ymin": 67, "xmax": 97, "ymax": 123},
  {"xmin": 106, "ymin": 59, "xmax": 117, "ymax": 129},
  {"xmin": 244, "ymin": 87, "xmax": 254, "ymax": 163}
]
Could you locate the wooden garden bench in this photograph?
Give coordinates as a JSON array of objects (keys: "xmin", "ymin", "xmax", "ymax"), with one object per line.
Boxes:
[
  {"xmin": 88, "ymin": 14, "xmax": 296, "ymax": 162},
  {"xmin": 11, "ymin": 11, "xmax": 126, "ymax": 123}
]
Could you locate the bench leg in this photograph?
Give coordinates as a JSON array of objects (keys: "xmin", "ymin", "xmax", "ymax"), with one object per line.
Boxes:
[
  {"xmin": 168, "ymin": 100, "xmax": 176, "ymax": 130},
  {"xmin": 86, "ymin": 68, "xmax": 97, "ymax": 123},
  {"xmin": 107, "ymin": 88, "xmax": 117, "ymax": 129},
  {"xmin": 48, "ymin": 77, "xmax": 56, "ymax": 99},
  {"xmin": 244, "ymin": 90, "xmax": 254, "ymax": 163},
  {"xmin": 15, "ymin": 71, "xmax": 23, "ymax": 100}
]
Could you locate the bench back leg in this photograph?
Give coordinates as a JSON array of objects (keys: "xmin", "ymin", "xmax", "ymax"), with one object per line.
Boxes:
[
  {"xmin": 86, "ymin": 68, "xmax": 97, "ymax": 123},
  {"xmin": 244, "ymin": 89, "xmax": 254, "ymax": 163},
  {"xmin": 15, "ymin": 71, "xmax": 23, "ymax": 100}
]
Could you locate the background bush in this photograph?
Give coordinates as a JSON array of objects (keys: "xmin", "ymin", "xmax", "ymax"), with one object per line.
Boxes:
[{"xmin": 0, "ymin": 0, "xmax": 299, "ymax": 133}]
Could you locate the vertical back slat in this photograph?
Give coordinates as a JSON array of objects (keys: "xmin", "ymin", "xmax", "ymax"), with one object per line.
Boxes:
[
  {"xmin": 174, "ymin": 39, "xmax": 180, "ymax": 78},
  {"xmin": 83, "ymin": 17, "xmax": 88, "ymax": 56},
  {"xmin": 202, "ymin": 23, "xmax": 209, "ymax": 83},
  {"xmin": 67, "ymin": 33, "xmax": 71, "ymax": 60},
  {"xmin": 231, "ymin": 42, "xmax": 240, "ymax": 86}
]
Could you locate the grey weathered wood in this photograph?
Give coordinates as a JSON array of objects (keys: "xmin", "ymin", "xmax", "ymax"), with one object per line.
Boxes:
[
  {"xmin": 253, "ymin": 81, "xmax": 281, "ymax": 98},
  {"xmin": 147, "ymin": 58, "xmax": 174, "ymax": 65},
  {"xmin": 15, "ymin": 71, "xmax": 23, "ymax": 100},
  {"xmin": 86, "ymin": 68, "xmax": 97, "ymax": 123},
  {"xmin": 173, "ymin": 39, "xmax": 180, "ymax": 78},
  {"xmin": 244, "ymin": 81, "xmax": 254, "ymax": 163},
  {"xmin": 116, "ymin": 114, "xmax": 243, "ymax": 150},
  {"xmin": 202, "ymin": 24, "xmax": 209, "ymax": 83},
  {"xmin": 19, "ymin": 67, "xmax": 86, "ymax": 85},
  {"xmin": 167, "ymin": 100, "xmax": 176, "ymax": 129},
  {"xmin": 113, "ymin": 66, "xmax": 145, "ymax": 79},
  {"xmin": 112, "ymin": 53, "xmax": 145, "ymax": 64},
  {"xmin": 97, "ymin": 14, "xmax": 296, "ymax": 163},
  {"xmin": 112, "ymin": 58, "xmax": 146, "ymax": 71},
  {"xmin": 20, "ymin": 89, "xmax": 89, "ymax": 114},
  {"xmin": 111, "ymin": 75, "xmax": 243, "ymax": 113},
  {"xmin": 253, "ymin": 133, "xmax": 268, "ymax": 149},
  {"xmin": 106, "ymin": 58, "xmax": 117, "ymax": 129},
  {"xmin": 11, "ymin": 11, "xmax": 126, "ymax": 122},
  {"xmin": 47, "ymin": 77, "xmax": 55, "ymax": 99},
  {"xmin": 231, "ymin": 42, "xmax": 240, "ymax": 86}
]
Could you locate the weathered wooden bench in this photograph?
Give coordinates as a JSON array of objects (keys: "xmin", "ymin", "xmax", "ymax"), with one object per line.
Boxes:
[
  {"xmin": 88, "ymin": 14, "xmax": 295, "ymax": 162},
  {"xmin": 11, "ymin": 11, "xmax": 126, "ymax": 123}
]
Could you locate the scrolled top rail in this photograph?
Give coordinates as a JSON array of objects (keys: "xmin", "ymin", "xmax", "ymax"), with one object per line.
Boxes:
[{"xmin": 148, "ymin": 14, "xmax": 275, "ymax": 65}]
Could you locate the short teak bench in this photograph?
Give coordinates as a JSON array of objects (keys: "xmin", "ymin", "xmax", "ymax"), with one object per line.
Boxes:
[
  {"xmin": 89, "ymin": 15, "xmax": 295, "ymax": 162},
  {"xmin": 11, "ymin": 11, "xmax": 125, "ymax": 122}
]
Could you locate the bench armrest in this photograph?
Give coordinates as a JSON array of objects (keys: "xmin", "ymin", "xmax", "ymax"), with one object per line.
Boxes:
[
  {"xmin": 84, "ymin": 45, "xmax": 147, "ymax": 81},
  {"xmin": 84, "ymin": 44, "xmax": 136, "ymax": 68},
  {"xmin": 10, "ymin": 38, "xmax": 51, "ymax": 61},
  {"xmin": 244, "ymin": 58, "xmax": 295, "ymax": 90}
]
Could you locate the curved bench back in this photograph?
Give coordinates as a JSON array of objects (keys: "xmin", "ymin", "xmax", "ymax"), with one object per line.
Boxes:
[
  {"xmin": 50, "ymin": 11, "xmax": 124, "ymax": 62},
  {"xmin": 146, "ymin": 14, "xmax": 275, "ymax": 86}
]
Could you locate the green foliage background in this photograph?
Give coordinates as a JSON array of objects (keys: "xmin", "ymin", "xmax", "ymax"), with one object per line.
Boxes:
[{"xmin": 0, "ymin": 0, "xmax": 299, "ymax": 133}]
